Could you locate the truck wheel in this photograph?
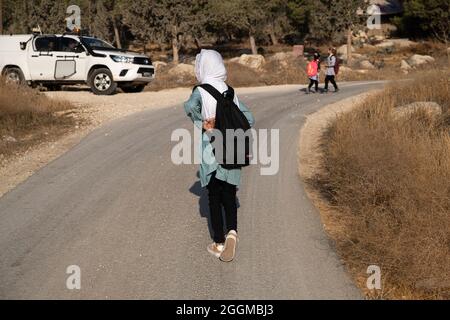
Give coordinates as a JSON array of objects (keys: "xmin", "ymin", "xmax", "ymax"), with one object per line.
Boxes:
[
  {"xmin": 4, "ymin": 67, "xmax": 25, "ymax": 86},
  {"xmin": 120, "ymin": 84, "xmax": 147, "ymax": 93},
  {"xmin": 88, "ymin": 68, "xmax": 117, "ymax": 95}
]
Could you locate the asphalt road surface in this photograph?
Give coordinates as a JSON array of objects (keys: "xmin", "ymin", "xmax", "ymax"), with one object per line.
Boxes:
[{"xmin": 0, "ymin": 82, "xmax": 384, "ymax": 299}]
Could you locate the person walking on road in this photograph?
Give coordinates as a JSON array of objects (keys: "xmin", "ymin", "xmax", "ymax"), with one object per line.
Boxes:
[
  {"xmin": 306, "ymin": 53, "xmax": 320, "ymax": 94},
  {"xmin": 184, "ymin": 50, "xmax": 255, "ymax": 262},
  {"xmin": 324, "ymin": 47, "xmax": 339, "ymax": 93}
]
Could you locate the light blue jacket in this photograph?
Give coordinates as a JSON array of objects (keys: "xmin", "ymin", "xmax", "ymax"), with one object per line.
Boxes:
[{"xmin": 184, "ymin": 88, "xmax": 255, "ymax": 187}]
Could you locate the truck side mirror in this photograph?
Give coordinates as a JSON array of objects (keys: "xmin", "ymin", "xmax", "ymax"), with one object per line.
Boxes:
[{"xmin": 20, "ymin": 42, "xmax": 27, "ymax": 50}]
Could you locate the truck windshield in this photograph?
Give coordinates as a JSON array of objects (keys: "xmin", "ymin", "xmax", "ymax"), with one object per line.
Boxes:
[{"xmin": 81, "ymin": 37, "xmax": 117, "ymax": 51}]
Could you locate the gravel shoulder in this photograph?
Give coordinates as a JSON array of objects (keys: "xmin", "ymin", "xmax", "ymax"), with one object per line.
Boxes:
[{"xmin": 0, "ymin": 85, "xmax": 299, "ymax": 198}]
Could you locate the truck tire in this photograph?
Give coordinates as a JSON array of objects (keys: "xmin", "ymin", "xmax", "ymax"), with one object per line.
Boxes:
[
  {"xmin": 88, "ymin": 68, "xmax": 117, "ymax": 95},
  {"xmin": 120, "ymin": 84, "xmax": 147, "ymax": 93},
  {"xmin": 4, "ymin": 67, "xmax": 25, "ymax": 86}
]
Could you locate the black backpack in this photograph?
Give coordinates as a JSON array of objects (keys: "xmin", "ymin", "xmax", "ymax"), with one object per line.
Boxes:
[{"xmin": 194, "ymin": 84, "xmax": 252, "ymax": 169}]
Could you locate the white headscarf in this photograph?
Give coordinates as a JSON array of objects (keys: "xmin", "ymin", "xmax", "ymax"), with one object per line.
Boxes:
[{"xmin": 195, "ymin": 49, "xmax": 240, "ymax": 120}]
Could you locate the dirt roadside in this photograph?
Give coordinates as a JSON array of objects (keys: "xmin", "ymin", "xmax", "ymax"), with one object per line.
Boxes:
[
  {"xmin": 299, "ymin": 91, "xmax": 379, "ymax": 181},
  {"xmin": 0, "ymin": 84, "xmax": 299, "ymax": 198}
]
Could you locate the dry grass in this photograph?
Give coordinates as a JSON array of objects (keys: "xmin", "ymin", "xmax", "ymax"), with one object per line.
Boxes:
[
  {"xmin": 313, "ymin": 70, "xmax": 450, "ymax": 299},
  {"xmin": 0, "ymin": 80, "xmax": 76, "ymax": 158}
]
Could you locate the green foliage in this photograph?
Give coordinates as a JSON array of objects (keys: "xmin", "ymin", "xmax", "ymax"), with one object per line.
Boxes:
[
  {"xmin": 0, "ymin": 0, "xmax": 447, "ymax": 56},
  {"xmin": 287, "ymin": 0, "xmax": 310, "ymax": 33},
  {"xmin": 208, "ymin": 0, "xmax": 265, "ymax": 37},
  {"xmin": 395, "ymin": 0, "xmax": 450, "ymax": 43},
  {"xmin": 308, "ymin": 0, "xmax": 366, "ymax": 43}
]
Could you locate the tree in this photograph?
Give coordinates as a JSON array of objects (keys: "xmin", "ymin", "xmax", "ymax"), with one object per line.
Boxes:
[
  {"xmin": 208, "ymin": 0, "xmax": 266, "ymax": 55},
  {"xmin": 286, "ymin": 0, "xmax": 311, "ymax": 42},
  {"xmin": 124, "ymin": 0, "xmax": 207, "ymax": 62},
  {"xmin": 185, "ymin": 0, "xmax": 209, "ymax": 50},
  {"xmin": 398, "ymin": 0, "xmax": 450, "ymax": 64},
  {"xmin": 335, "ymin": 0, "xmax": 366, "ymax": 65},
  {"xmin": 4, "ymin": 0, "xmax": 35, "ymax": 34},
  {"xmin": 309, "ymin": 0, "xmax": 365, "ymax": 64},
  {"xmin": 0, "ymin": 0, "xmax": 3, "ymax": 34},
  {"xmin": 94, "ymin": 0, "xmax": 126, "ymax": 48},
  {"xmin": 154, "ymin": 0, "xmax": 208, "ymax": 63},
  {"xmin": 123, "ymin": 0, "xmax": 158, "ymax": 53},
  {"xmin": 29, "ymin": 0, "xmax": 69, "ymax": 34},
  {"xmin": 88, "ymin": 1, "xmax": 113, "ymax": 42},
  {"xmin": 261, "ymin": 0, "xmax": 291, "ymax": 46},
  {"xmin": 400, "ymin": 0, "xmax": 450, "ymax": 44}
]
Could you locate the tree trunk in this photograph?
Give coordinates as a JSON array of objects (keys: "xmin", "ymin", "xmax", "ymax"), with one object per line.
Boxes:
[
  {"xmin": 269, "ymin": 25, "xmax": 278, "ymax": 46},
  {"xmin": 171, "ymin": 24, "xmax": 181, "ymax": 64},
  {"xmin": 0, "ymin": 0, "xmax": 3, "ymax": 35},
  {"xmin": 347, "ymin": 27, "xmax": 353, "ymax": 66},
  {"xmin": 113, "ymin": 19, "xmax": 122, "ymax": 49},
  {"xmin": 172, "ymin": 36, "xmax": 180, "ymax": 64},
  {"xmin": 249, "ymin": 34, "xmax": 257, "ymax": 55}
]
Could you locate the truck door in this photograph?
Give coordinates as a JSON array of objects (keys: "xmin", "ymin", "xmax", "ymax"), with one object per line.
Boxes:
[
  {"xmin": 55, "ymin": 37, "xmax": 88, "ymax": 81},
  {"xmin": 28, "ymin": 36, "xmax": 58, "ymax": 81}
]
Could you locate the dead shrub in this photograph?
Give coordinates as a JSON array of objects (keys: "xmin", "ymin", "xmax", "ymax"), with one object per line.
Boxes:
[{"xmin": 0, "ymin": 80, "xmax": 75, "ymax": 158}]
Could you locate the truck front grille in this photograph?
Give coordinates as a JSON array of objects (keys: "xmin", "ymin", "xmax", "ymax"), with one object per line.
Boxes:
[{"xmin": 134, "ymin": 57, "xmax": 152, "ymax": 65}]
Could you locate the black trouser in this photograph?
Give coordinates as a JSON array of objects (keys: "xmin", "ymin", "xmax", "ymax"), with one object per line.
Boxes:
[
  {"xmin": 308, "ymin": 79, "xmax": 319, "ymax": 91},
  {"xmin": 207, "ymin": 173, "xmax": 238, "ymax": 244},
  {"xmin": 324, "ymin": 75, "xmax": 338, "ymax": 91}
]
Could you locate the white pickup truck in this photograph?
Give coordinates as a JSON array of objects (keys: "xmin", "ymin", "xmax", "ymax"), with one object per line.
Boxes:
[{"xmin": 0, "ymin": 33, "xmax": 155, "ymax": 95}]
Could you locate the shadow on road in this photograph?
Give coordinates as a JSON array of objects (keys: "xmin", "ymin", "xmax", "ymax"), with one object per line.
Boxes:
[
  {"xmin": 189, "ymin": 179, "xmax": 214, "ymax": 240},
  {"xmin": 299, "ymin": 87, "xmax": 326, "ymax": 94}
]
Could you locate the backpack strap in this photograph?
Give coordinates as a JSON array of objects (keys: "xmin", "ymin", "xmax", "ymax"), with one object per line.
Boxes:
[{"xmin": 193, "ymin": 84, "xmax": 235, "ymax": 102}]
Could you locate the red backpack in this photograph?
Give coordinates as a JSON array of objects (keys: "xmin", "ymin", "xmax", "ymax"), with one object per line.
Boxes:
[{"xmin": 307, "ymin": 60, "xmax": 318, "ymax": 77}]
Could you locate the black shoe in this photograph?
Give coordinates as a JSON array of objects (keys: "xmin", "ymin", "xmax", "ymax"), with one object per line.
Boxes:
[{"xmin": 334, "ymin": 88, "xmax": 340, "ymax": 93}]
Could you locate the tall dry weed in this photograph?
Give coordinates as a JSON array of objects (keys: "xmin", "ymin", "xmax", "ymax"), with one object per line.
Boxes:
[{"xmin": 0, "ymin": 81, "xmax": 75, "ymax": 157}]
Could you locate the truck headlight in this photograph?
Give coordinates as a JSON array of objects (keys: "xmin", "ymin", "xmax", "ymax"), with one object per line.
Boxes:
[{"xmin": 110, "ymin": 55, "xmax": 134, "ymax": 64}]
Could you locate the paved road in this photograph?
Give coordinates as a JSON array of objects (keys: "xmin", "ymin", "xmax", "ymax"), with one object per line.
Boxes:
[{"xmin": 0, "ymin": 82, "xmax": 384, "ymax": 299}]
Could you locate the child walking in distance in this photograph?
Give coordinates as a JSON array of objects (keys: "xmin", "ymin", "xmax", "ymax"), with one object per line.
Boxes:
[
  {"xmin": 184, "ymin": 50, "xmax": 255, "ymax": 262},
  {"xmin": 306, "ymin": 53, "xmax": 320, "ymax": 94},
  {"xmin": 324, "ymin": 48, "xmax": 339, "ymax": 93}
]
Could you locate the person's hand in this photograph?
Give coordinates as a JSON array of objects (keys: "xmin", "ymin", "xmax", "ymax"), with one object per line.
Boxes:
[{"xmin": 203, "ymin": 118, "xmax": 216, "ymax": 131}]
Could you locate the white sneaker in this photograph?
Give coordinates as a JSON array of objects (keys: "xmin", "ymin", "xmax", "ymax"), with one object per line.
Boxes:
[{"xmin": 207, "ymin": 243, "xmax": 224, "ymax": 258}]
